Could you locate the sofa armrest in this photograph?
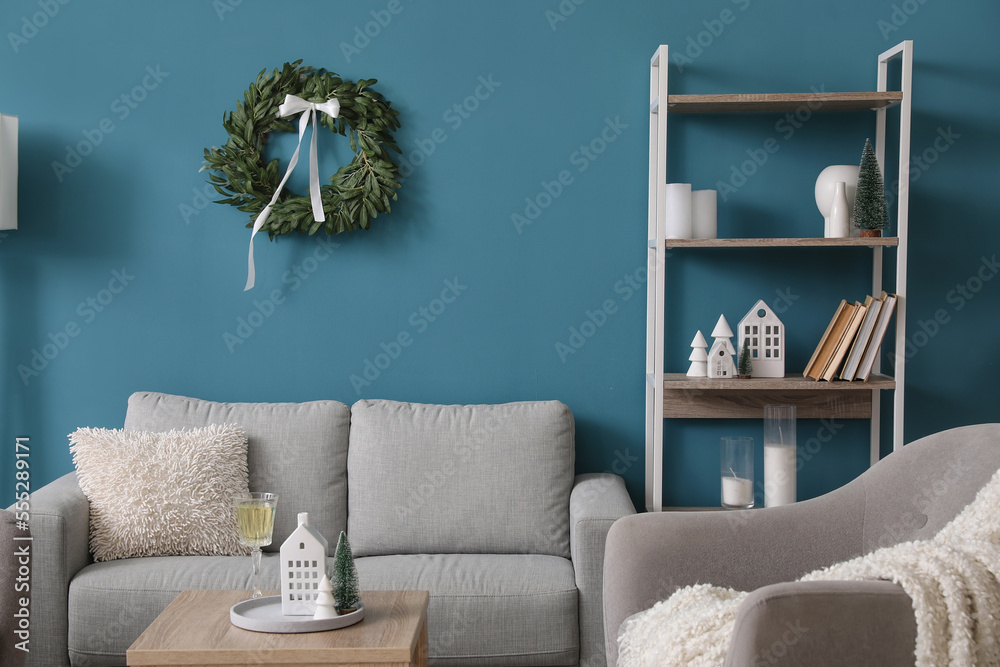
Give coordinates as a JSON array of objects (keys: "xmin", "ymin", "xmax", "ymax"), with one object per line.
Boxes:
[
  {"xmin": 603, "ymin": 500, "xmax": 865, "ymax": 666},
  {"xmin": 10, "ymin": 472, "xmax": 91, "ymax": 667},
  {"xmin": 724, "ymin": 580, "xmax": 916, "ymax": 667},
  {"xmin": 1, "ymin": 509, "xmax": 29, "ymax": 667},
  {"xmin": 569, "ymin": 473, "xmax": 635, "ymax": 667}
]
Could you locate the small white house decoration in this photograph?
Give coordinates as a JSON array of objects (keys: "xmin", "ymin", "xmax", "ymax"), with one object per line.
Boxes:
[
  {"xmin": 708, "ymin": 315, "xmax": 736, "ymax": 379},
  {"xmin": 738, "ymin": 300, "xmax": 785, "ymax": 378},
  {"xmin": 280, "ymin": 512, "xmax": 329, "ymax": 616}
]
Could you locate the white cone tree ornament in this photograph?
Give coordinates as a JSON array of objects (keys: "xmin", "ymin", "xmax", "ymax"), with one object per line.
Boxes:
[
  {"xmin": 313, "ymin": 575, "xmax": 337, "ymax": 620},
  {"xmin": 687, "ymin": 330, "xmax": 709, "ymax": 377},
  {"xmin": 708, "ymin": 315, "xmax": 736, "ymax": 379}
]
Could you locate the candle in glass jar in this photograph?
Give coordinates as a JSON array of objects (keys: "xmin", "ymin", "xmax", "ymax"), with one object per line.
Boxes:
[
  {"xmin": 722, "ymin": 475, "xmax": 754, "ymax": 508},
  {"xmin": 764, "ymin": 444, "xmax": 796, "ymax": 506},
  {"xmin": 763, "ymin": 405, "xmax": 797, "ymax": 507}
]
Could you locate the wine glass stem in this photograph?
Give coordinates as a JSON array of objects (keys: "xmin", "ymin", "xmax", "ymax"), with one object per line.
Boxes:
[{"xmin": 251, "ymin": 547, "xmax": 262, "ymax": 598}]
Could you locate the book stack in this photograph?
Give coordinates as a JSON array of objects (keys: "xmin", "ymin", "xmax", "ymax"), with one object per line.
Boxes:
[{"xmin": 803, "ymin": 292, "xmax": 897, "ymax": 382}]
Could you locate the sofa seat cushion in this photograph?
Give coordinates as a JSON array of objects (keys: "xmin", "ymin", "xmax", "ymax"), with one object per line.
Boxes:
[
  {"xmin": 124, "ymin": 391, "xmax": 351, "ymax": 551},
  {"xmin": 357, "ymin": 553, "xmax": 578, "ymax": 666},
  {"xmin": 67, "ymin": 553, "xmax": 578, "ymax": 667},
  {"xmin": 348, "ymin": 400, "xmax": 576, "ymax": 557},
  {"xmin": 67, "ymin": 554, "xmax": 284, "ymax": 666}
]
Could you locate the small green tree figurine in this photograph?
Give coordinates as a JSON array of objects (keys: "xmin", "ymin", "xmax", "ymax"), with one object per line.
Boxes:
[
  {"xmin": 853, "ymin": 138, "xmax": 889, "ymax": 236},
  {"xmin": 737, "ymin": 338, "xmax": 753, "ymax": 378},
  {"xmin": 333, "ymin": 531, "xmax": 361, "ymax": 613}
]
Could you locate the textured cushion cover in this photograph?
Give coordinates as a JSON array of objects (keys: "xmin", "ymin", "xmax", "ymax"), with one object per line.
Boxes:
[
  {"xmin": 348, "ymin": 400, "xmax": 575, "ymax": 558},
  {"xmin": 124, "ymin": 391, "xmax": 351, "ymax": 552},
  {"xmin": 70, "ymin": 424, "xmax": 249, "ymax": 561}
]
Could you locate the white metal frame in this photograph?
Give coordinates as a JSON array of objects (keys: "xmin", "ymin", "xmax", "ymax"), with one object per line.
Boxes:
[
  {"xmin": 645, "ymin": 46, "xmax": 668, "ymax": 512},
  {"xmin": 645, "ymin": 41, "xmax": 913, "ymax": 511},
  {"xmin": 875, "ymin": 40, "xmax": 913, "ymax": 463}
]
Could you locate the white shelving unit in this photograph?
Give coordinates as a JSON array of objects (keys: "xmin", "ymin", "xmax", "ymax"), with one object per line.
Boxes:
[{"xmin": 645, "ymin": 41, "xmax": 913, "ymax": 512}]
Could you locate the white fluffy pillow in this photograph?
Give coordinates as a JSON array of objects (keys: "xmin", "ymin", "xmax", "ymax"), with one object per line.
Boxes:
[{"xmin": 69, "ymin": 423, "xmax": 250, "ymax": 561}]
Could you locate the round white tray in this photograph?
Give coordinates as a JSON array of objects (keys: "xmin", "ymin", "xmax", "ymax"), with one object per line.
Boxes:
[{"xmin": 230, "ymin": 596, "xmax": 364, "ymax": 633}]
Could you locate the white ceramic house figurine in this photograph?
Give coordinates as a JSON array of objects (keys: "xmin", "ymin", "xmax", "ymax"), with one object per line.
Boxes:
[
  {"xmin": 687, "ymin": 330, "xmax": 708, "ymax": 377},
  {"xmin": 280, "ymin": 512, "xmax": 330, "ymax": 616},
  {"xmin": 708, "ymin": 315, "xmax": 736, "ymax": 379},
  {"xmin": 738, "ymin": 300, "xmax": 785, "ymax": 378}
]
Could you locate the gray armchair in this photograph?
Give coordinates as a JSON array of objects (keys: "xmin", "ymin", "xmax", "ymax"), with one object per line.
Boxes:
[{"xmin": 603, "ymin": 424, "xmax": 1000, "ymax": 666}]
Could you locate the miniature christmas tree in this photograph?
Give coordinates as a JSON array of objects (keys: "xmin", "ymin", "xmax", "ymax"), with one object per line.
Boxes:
[
  {"xmin": 853, "ymin": 138, "xmax": 889, "ymax": 236},
  {"xmin": 687, "ymin": 330, "xmax": 708, "ymax": 377},
  {"xmin": 333, "ymin": 531, "xmax": 361, "ymax": 613},
  {"xmin": 738, "ymin": 337, "xmax": 753, "ymax": 378},
  {"xmin": 313, "ymin": 574, "xmax": 338, "ymax": 620}
]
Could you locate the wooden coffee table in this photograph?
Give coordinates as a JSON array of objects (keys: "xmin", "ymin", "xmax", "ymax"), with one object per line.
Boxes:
[{"xmin": 127, "ymin": 589, "xmax": 428, "ymax": 666}]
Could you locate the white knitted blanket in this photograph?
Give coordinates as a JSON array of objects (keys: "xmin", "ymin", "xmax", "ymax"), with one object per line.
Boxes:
[{"xmin": 618, "ymin": 467, "xmax": 1000, "ymax": 667}]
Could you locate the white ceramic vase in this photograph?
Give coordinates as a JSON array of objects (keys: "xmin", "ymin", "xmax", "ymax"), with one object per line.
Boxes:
[
  {"xmin": 815, "ymin": 165, "xmax": 859, "ymax": 237},
  {"xmin": 828, "ymin": 182, "xmax": 850, "ymax": 238}
]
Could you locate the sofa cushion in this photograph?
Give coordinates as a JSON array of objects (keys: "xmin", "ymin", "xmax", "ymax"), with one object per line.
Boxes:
[
  {"xmin": 68, "ymin": 555, "xmax": 283, "ymax": 666},
  {"xmin": 348, "ymin": 400, "xmax": 575, "ymax": 558},
  {"xmin": 125, "ymin": 392, "xmax": 350, "ymax": 552},
  {"xmin": 67, "ymin": 553, "xmax": 577, "ymax": 667},
  {"xmin": 357, "ymin": 553, "xmax": 578, "ymax": 666},
  {"xmin": 69, "ymin": 423, "xmax": 249, "ymax": 561}
]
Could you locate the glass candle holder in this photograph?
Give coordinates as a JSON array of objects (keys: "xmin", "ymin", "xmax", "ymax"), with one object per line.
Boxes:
[
  {"xmin": 720, "ymin": 436, "xmax": 754, "ymax": 509},
  {"xmin": 764, "ymin": 404, "xmax": 797, "ymax": 507}
]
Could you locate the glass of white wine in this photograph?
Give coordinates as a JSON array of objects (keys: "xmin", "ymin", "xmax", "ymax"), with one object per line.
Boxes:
[{"xmin": 234, "ymin": 492, "xmax": 278, "ymax": 599}]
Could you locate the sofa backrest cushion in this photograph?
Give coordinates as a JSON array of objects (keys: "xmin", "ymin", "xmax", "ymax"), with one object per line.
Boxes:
[
  {"xmin": 347, "ymin": 399, "xmax": 575, "ymax": 558},
  {"xmin": 124, "ymin": 392, "xmax": 351, "ymax": 552}
]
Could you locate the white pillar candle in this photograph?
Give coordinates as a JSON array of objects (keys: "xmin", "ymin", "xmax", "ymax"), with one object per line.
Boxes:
[
  {"xmin": 691, "ymin": 189, "xmax": 717, "ymax": 239},
  {"xmin": 664, "ymin": 183, "xmax": 692, "ymax": 239},
  {"xmin": 764, "ymin": 444, "xmax": 796, "ymax": 507},
  {"xmin": 722, "ymin": 475, "xmax": 754, "ymax": 508}
]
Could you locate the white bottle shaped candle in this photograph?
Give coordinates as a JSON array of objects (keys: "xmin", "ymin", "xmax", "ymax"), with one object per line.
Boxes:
[{"xmin": 828, "ymin": 182, "xmax": 850, "ymax": 238}]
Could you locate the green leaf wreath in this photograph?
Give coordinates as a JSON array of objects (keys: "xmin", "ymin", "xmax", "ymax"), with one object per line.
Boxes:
[{"xmin": 201, "ymin": 61, "xmax": 402, "ymax": 238}]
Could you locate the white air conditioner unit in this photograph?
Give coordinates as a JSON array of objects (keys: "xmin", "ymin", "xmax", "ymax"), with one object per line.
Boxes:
[{"xmin": 0, "ymin": 113, "xmax": 18, "ymax": 230}]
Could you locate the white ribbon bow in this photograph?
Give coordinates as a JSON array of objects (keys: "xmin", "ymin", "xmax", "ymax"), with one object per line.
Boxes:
[{"xmin": 243, "ymin": 94, "xmax": 340, "ymax": 291}]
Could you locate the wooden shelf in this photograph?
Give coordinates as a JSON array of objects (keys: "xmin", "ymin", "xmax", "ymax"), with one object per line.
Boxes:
[
  {"xmin": 644, "ymin": 41, "xmax": 913, "ymax": 511},
  {"xmin": 665, "ymin": 373, "xmax": 895, "ymax": 390},
  {"xmin": 664, "ymin": 92, "xmax": 903, "ymax": 114},
  {"xmin": 657, "ymin": 237, "xmax": 899, "ymax": 249},
  {"xmin": 663, "ymin": 373, "xmax": 894, "ymax": 420}
]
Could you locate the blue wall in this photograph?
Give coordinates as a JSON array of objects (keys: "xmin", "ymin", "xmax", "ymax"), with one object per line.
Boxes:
[{"xmin": 2, "ymin": 0, "xmax": 998, "ymax": 510}]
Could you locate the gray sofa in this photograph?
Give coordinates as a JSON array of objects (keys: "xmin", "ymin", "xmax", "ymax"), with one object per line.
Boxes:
[
  {"xmin": 603, "ymin": 423, "xmax": 1000, "ymax": 666},
  {"xmin": 24, "ymin": 392, "xmax": 635, "ymax": 667},
  {"xmin": 2, "ymin": 509, "xmax": 29, "ymax": 667}
]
